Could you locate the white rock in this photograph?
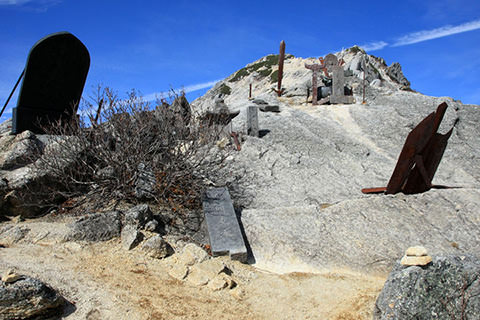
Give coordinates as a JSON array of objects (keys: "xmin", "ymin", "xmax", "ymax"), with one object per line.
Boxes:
[
  {"xmin": 186, "ymin": 259, "xmax": 227, "ymax": 287},
  {"xmin": 400, "ymin": 255, "xmax": 432, "ymax": 266},
  {"xmin": 1, "ymin": 269, "xmax": 22, "ymax": 283},
  {"xmin": 176, "ymin": 243, "xmax": 208, "ymax": 267},
  {"xmin": 207, "ymin": 274, "xmax": 236, "ymax": 291},
  {"xmin": 120, "ymin": 225, "xmax": 142, "ymax": 250},
  {"xmin": 140, "ymin": 235, "xmax": 173, "ymax": 259},
  {"xmin": 168, "ymin": 265, "xmax": 189, "ymax": 281},
  {"xmin": 405, "ymin": 246, "xmax": 428, "ymax": 257}
]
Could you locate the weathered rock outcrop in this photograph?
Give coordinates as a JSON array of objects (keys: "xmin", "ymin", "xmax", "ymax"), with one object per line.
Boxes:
[
  {"xmin": 386, "ymin": 62, "xmax": 411, "ymax": 89},
  {"xmin": 242, "ymin": 189, "xmax": 480, "ymax": 274},
  {"xmin": 374, "ymin": 254, "xmax": 480, "ymax": 319},
  {"xmin": 0, "ymin": 128, "xmax": 83, "ymax": 218},
  {"xmin": 0, "ymin": 130, "xmax": 41, "ymax": 170}
]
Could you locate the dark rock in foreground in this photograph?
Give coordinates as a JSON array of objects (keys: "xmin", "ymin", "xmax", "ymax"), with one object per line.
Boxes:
[
  {"xmin": 374, "ymin": 254, "xmax": 480, "ymax": 320},
  {"xmin": 0, "ymin": 276, "xmax": 65, "ymax": 320}
]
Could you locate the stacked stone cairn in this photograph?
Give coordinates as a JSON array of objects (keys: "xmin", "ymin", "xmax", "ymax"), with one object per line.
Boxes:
[{"xmin": 400, "ymin": 246, "xmax": 432, "ymax": 266}]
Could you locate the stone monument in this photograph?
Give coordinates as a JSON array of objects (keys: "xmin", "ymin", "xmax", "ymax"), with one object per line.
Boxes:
[
  {"xmin": 12, "ymin": 31, "xmax": 90, "ymax": 134},
  {"xmin": 323, "ymin": 54, "xmax": 354, "ymax": 104}
]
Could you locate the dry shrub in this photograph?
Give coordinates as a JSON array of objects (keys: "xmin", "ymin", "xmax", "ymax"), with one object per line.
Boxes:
[{"xmin": 31, "ymin": 85, "xmax": 230, "ymax": 214}]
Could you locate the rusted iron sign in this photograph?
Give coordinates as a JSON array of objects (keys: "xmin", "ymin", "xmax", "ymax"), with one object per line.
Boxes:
[{"xmin": 362, "ymin": 102, "xmax": 454, "ymax": 195}]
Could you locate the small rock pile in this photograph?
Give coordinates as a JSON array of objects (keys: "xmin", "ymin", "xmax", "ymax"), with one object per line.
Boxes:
[
  {"xmin": 400, "ymin": 246, "xmax": 432, "ymax": 266},
  {"xmin": 166, "ymin": 243, "xmax": 239, "ymax": 293}
]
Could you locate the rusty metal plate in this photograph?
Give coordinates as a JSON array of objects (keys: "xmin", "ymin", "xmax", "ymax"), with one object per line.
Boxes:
[
  {"xmin": 363, "ymin": 102, "xmax": 454, "ymax": 195},
  {"xmin": 385, "ymin": 112, "xmax": 436, "ymax": 194}
]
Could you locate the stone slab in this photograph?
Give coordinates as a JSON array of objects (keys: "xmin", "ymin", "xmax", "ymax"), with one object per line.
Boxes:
[
  {"xmin": 332, "ymin": 66, "xmax": 345, "ymax": 99},
  {"xmin": 247, "ymin": 106, "xmax": 259, "ymax": 137},
  {"xmin": 259, "ymin": 105, "xmax": 280, "ymax": 113},
  {"xmin": 202, "ymin": 187, "xmax": 247, "ymax": 263}
]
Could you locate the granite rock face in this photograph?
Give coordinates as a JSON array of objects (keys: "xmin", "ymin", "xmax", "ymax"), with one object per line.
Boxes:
[
  {"xmin": 191, "ymin": 49, "xmax": 480, "ymax": 274},
  {"xmin": 0, "ymin": 130, "xmax": 42, "ymax": 170},
  {"xmin": 386, "ymin": 62, "xmax": 411, "ymax": 88},
  {"xmin": 374, "ymin": 255, "xmax": 480, "ymax": 320},
  {"xmin": 0, "ymin": 276, "xmax": 65, "ymax": 320},
  {"xmin": 241, "ymin": 189, "xmax": 480, "ymax": 274},
  {"xmin": 1, "ymin": 46, "xmax": 480, "ymax": 280}
]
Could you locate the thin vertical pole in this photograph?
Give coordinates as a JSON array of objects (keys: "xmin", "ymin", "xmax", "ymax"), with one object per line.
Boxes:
[
  {"xmin": 362, "ymin": 58, "xmax": 366, "ymax": 104},
  {"xmin": 0, "ymin": 69, "xmax": 25, "ymax": 119},
  {"xmin": 362, "ymin": 71, "xmax": 366, "ymax": 104},
  {"xmin": 277, "ymin": 40, "xmax": 285, "ymax": 96}
]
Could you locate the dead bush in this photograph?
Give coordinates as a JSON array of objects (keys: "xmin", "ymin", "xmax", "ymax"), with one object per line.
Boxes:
[{"xmin": 30, "ymin": 86, "xmax": 230, "ymax": 216}]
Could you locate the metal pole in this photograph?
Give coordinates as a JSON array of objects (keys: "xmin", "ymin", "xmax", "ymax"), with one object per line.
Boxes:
[
  {"xmin": 362, "ymin": 70, "xmax": 366, "ymax": 104},
  {"xmin": 277, "ymin": 40, "xmax": 285, "ymax": 97},
  {"xmin": 0, "ymin": 69, "xmax": 25, "ymax": 119},
  {"xmin": 362, "ymin": 58, "xmax": 366, "ymax": 104}
]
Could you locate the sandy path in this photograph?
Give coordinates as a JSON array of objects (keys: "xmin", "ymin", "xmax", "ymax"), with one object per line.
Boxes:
[{"xmin": 0, "ymin": 220, "xmax": 386, "ymax": 319}]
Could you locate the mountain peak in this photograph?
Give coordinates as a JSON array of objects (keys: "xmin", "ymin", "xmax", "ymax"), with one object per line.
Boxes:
[{"xmin": 193, "ymin": 47, "xmax": 412, "ymax": 111}]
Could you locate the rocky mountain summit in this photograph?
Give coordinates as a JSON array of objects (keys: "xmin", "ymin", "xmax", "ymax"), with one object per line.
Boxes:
[
  {"xmin": 1, "ymin": 46, "xmax": 479, "ymax": 319},
  {"xmin": 191, "ymin": 46, "xmax": 480, "ymax": 275},
  {"xmin": 194, "ymin": 46, "xmax": 411, "ymax": 112}
]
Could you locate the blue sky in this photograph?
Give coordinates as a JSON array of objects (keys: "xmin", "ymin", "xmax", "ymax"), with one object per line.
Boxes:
[{"xmin": 1, "ymin": 0, "xmax": 480, "ymax": 123}]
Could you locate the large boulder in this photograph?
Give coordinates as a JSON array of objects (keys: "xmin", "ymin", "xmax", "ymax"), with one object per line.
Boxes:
[
  {"xmin": 0, "ymin": 124, "xmax": 85, "ymax": 218},
  {"xmin": 374, "ymin": 255, "xmax": 480, "ymax": 319},
  {"xmin": 0, "ymin": 130, "xmax": 42, "ymax": 170},
  {"xmin": 0, "ymin": 275, "xmax": 65, "ymax": 319}
]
